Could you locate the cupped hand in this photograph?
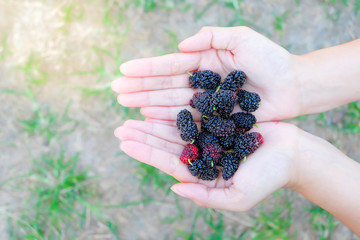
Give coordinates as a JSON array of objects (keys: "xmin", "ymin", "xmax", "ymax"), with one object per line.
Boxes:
[
  {"xmin": 114, "ymin": 120, "xmax": 301, "ymax": 211},
  {"xmin": 112, "ymin": 26, "xmax": 302, "ymax": 123}
]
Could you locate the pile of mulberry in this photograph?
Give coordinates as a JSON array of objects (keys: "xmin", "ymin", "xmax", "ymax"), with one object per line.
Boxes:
[{"xmin": 176, "ymin": 70, "xmax": 263, "ymax": 181}]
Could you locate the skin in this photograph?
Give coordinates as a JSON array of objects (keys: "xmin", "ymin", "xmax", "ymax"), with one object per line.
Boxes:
[{"xmin": 112, "ymin": 27, "xmax": 360, "ymax": 235}]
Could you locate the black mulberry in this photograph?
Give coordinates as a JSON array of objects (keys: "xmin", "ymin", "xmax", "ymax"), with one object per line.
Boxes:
[
  {"xmin": 192, "ymin": 91, "xmax": 214, "ymax": 115},
  {"xmin": 176, "ymin": 109, "xmax": 199, "ymax": 142},
  {"xmin": 212, "ymin": 90, "xmax": 238, "ymax": 118},
  {"xmin": 202, "ymin": 115, "xmax": 235, "ymax": 137},
  {"xmin": 218, "ymin": 134, "xmax": 235, "ymax": 150},
  {"xmin": 237, "ymin": 89, "xmax": 261, "ymax": 112},
  {"xmin": 197, "ymin": 131, "xmax": 219, "ymax": 148},
  {"xmin": 189, "ymin": 70, "xmax": 221, "ymax": 90},
  {"xmin": 219, "ymin": 152, "xmax": 240, "ymax": 180},
  {"xmin": 202, "ymin": 143, "xmax": 222, "ymax": 167},
  {"xmin": 231, "ymin": 112, "xmax": 257, "ymax": 134},
  {"xmin": 188, "ymin": 158, "xmax": 219, "ymax": 181},
  {"xmin": 234, "ymin": 132, "xmax": 263, "ymax": 158},
  {"xmin": 220, "ymin": 70, "xmax": 246, "ymax": 91}
]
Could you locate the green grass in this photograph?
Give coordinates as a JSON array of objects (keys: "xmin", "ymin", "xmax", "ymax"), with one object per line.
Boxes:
[
  {"xmin": 356, "ymin": 0, "xmax": 360, "ymax": 14},
  {"xmin": 16, "ymin": 54, "xmax": 48, "ymax": 86},
  {"xmin": 18, "ymin": 88, "xmax": 79, "ymax": 144},
  {"xmin": 273, "ymin": 11, "xmax": 290, "ymax": 36},
  {"xmin": 307, "ymin": 205, "xmax": 337, "ymax": 240},
  {"xmin": 62, "ymin": 4, "xmax": 84, "ymax": 23},
  {"xmin": 250, "ymin": 200, "xmax": 293, "ymax": 240},
  {"xmin": 173, "ymin": 208, "xmax": 249, "ymax": 240},
  {"xmin": 315, "ymin": 101, "xmax": 360, "ymax": 134},
  {"xmin": 5, "ymin": 150, "xmax": 130, "ymax": 240},
  {"xmin": 0, "ymin": 34, "xmax": 10, "ymax": 61},
  {"xmin": 341, "ymin": 101, "xmax": 360, "ymax": 133},
  {"xmin": 7, "ymin": 151, "xmax": 96, "ymax": 239},
  {"xmin": 127, "ymin": 0, "xmax": 188, "ymax": 12},
  {"xmin": 136, "ymin": 162, "xmax": 178, "ymax": 195}
]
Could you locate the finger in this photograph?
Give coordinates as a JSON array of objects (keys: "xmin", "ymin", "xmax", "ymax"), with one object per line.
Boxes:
[
  {"xmin": 114, "ymin": 126, "xmax": 184, "ymax": 155},
  {"xmin": 145, "ymin": 118, "xmax": 177, "ymax": 127},
  {"xmin": 122, "ymin": 120, "xmax": 185, "ymax": 144},
  {"xmin": 117, "ymin": 88, "xmax": 195, "ymax": 107},
  {"xmin": 141, "ymin": 106, "xmax": 202, "ymax": 121},
  {"xmin": 120, "ymin": 141, "xmax": 197, "ymax": 182},
  {"xmin": 120, "ymin": 53, "xmax": 201, "ymax": 77},
  {"xmin": 178, "ymin": 26, "xmax": 249, "ymax": 52},
  {"xmin": 171, "ymin": 183, "xmax": 253, "ymax": 211},
  {"xmin": 111, "ymin": 74, "xmax": 190, "ymax": 93}
]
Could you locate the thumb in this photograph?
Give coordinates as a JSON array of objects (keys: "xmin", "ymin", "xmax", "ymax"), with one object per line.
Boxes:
[
  {"xmin": 178, "ymin": 26, "xmax": 249, "ymax": 53},
  {"xmin": 171, "ymin": 182, "xmax": 252, "ymax": 211}
]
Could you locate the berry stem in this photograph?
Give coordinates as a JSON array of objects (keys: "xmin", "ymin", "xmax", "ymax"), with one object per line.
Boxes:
[
  {"xmin": 211, "ymin": 161, "xmax": 214, "ymax": 167},
  {"xmin": 212, "ymin": 106, "xmax": 216, "ymax": 111},
  {"xmin": 216, "ymin": 85, "xmax": 221, "ymax": 92},
  {"xmin": 202, "ymin": 115, "xmax": 209, "ymax": 119},
  {"xmin": 186, "ymin": 71, "xmax": 193, "ymax": 76},
  {"xmin": 190, "ymin": 139, "xmax": 195, "ymax": 144},
  {"xmin": 253, "ymin": 124, "xmax": 258, "ymax": 128},
  {"xmin": 258, "ymin": 102, "xmax": 261, "ymax": 105},
  {"xmin": 243, "ymin": 156, "xmax": 247, "ymax": 162},
  {"xmin": 188, "ymin": 159, "xmax": 193, "ymax": 165}
]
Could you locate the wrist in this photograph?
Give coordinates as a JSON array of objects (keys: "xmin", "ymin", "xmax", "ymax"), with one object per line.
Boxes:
[
  {"xmin": 291, "ymin": 40, "xmax": 360, "ymax": 117},
  {"xmin": 290, "ymin": 54, "xmax": 312, "ymax": 118}
]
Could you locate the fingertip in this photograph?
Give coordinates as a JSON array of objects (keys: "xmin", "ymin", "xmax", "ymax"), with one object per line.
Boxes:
[
  {"xmin": 171, "ymin": 183, "xmax": 188, "ymax": 198},
  {"xmin": 114, "ymin": 126, "xmax": 124, "ymax": 139},
  {"xmin": 119, "ymin": 140, "xmax": 128, "ymax": 152},
  {"xmin": 111, "ymin": 78, "xmax": 122, "ymax": 92},
  {"xmin": 171, "ymin": 183, "xmax": 207, "ymax": 199},
  {"xmin": 119, "ymin": 61, "xmax": 130, "ymax": 75},
  {"xmin": 117, "ymin": 94, "xmax": 123, "ymax": 105},
  {"xmin": 178, "ymin": 31, "xmax": 210, "ymax": 52}
]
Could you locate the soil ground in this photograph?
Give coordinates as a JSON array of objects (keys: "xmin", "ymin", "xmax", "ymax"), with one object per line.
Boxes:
[{"xmin": 0, "ymin": 0, "xmax": 360, "ymax": 239}]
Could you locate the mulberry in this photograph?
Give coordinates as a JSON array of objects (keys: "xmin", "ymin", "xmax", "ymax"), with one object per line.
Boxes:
[
  {"xmin": 202, "ymin": 143, "xmax": 222, "ymax": 167},
  {"xmin": 219, "ymin": 152, "xmax": 240, "ymax": 180},
  {"xmin": 237, "ymin": 89, "xmax": 261, "ymax": 112},
  {"xmin": 197, "ymin": 131, "xmax": 219, "ymax": 148},
  {"xmin": 188, "ymin": 158, "xmax": 219, "ymax": 181},
  {"xmin": 176, "ymin": 109, "xmax": 199, "ymax": 142},
  {"xmin": 234, "ymin": 132, "xmax": 263, "ymax": 158},
  {"xmin": 220, "ymin": 70, "xmax": 246, "ymax": 91},
  {"xmin": 201, "ymin": 115, "xmax": 235, "ymax": 137},
  {"xmin": 189, "ymin": 70, "xmax": 221, "ymax": 90},
  {"xmin": 180, "ymin": 144, "xmax": 199, "ymax": 165},
  {"xmin": 192, "ymin": 91, "xmax": 214, "ymax": 115},
  {"xmin": 231, "ymin": 112, "xmax": 257, "ymax": 134},
  {"xmin": 218, "ymin": 134, "xmax": 235, "ymax": 150},
  {"xmin": 212, "ymin": 90, "xmax": 238, "ymax": 118},
  {"xmin": 189, "ymin": 92, "xmax": 202, "ymax": 108}
]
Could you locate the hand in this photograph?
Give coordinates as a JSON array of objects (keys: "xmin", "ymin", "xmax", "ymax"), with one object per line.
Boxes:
[
  {"xmin": 112, "ymin": 26, "xmax": 301, "ymax": 122},
  {"xmin": 114, "ymin": 120, "xmax": 301, "ymax": 211}
]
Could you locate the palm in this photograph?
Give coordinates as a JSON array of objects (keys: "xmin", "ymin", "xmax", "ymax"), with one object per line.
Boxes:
[
  {"xmin": 112, "ymin": 27, "xmax": 300, "ymax": 122},
  {"xmin": 115, "ymin": 120, "xmax": 299, "ymax": 210}
]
